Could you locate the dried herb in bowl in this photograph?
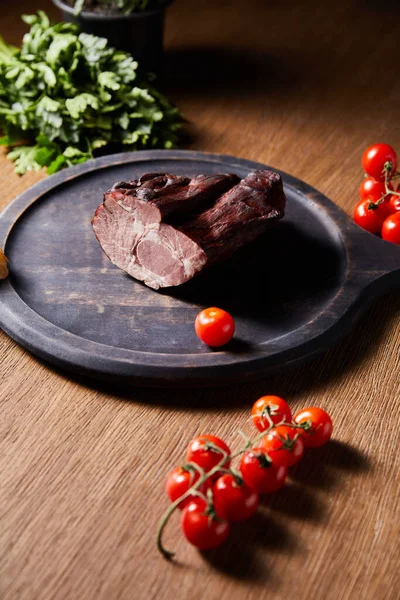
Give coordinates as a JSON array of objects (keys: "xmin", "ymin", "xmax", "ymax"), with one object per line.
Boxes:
[
  {"xmin": 0, "ymin": 11, "xmax": 181, "ymax": 175},
  {"xmin": 71, "ymin": 0, "xmax": 162, "ymax": 15}
]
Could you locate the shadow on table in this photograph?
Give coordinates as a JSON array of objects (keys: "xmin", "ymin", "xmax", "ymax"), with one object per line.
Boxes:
[
  {"xmin": 194, "ymin": 437, "xmax": 369, "ymax": 580},
  {"xmin": 200, "ymin": 509, "xmax": 293, "ymax": 584},
  {"xmin": 161, "ymin": 46, "xmax": 302, "ymax": 98},
  {"xmin": 262, "ymin": 481, "xmax": 326, "ymax": 522},
  {"xmin": 289, "ymin": 439, "xmax": 371, "ymax": 491},
  {"xmin": 359, "ymin": 0, "xmax": 400, "ymax": 12}
]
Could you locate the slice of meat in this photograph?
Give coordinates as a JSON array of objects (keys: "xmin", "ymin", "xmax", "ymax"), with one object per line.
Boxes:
[
  {"xmin": 92, "ymin": 170, "xmax": 286, "ymax": 289},
  {"xmin": 92, "ymin": 196, "xmax": 208, "ymax": 289}
]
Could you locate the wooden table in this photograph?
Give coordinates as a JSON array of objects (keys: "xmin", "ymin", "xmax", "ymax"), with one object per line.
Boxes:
[{"xmin": 1, "ymin": 1, "xmax": 399, "ymax": 598}]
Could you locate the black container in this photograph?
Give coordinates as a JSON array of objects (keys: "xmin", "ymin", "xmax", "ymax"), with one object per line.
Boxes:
[{"xmin": 52, "ymin": 0, "xmax": 173, "ymax": 73}]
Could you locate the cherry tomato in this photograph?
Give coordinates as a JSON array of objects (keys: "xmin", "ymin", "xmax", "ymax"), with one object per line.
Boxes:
[
  {"xmin": 293, "ymin": 407, "xmax": 333, "ymax": 448},
  {"xmin": 213, "ymin": 474, "xmax": 259, "ymax": 522},
  {"xmin": 239, "ymin": 449, "xmax": 287, "ymax": 494},
  {"xmin": 260, "ymin": 425, "xmax": 305, "ymax": 467},
  {"xmin": 359, "ymin": 177, "xmax": 393, "ymax": 201},
  {"xmin": 382, "ymin": 212, "xmax": 400, "ymax": 245},
  {"xmin": 362, "ymin": 143, "xmax": 397, "ymax": 180},
  {"xmin": 388, "ymin": 194, "xmax": 400, "ymax": 213},
  {"xmin": 181, "ymin": 498, "xmax": 230, "ymax": 550},
  {"xmin": 353, "ymin": 198, "xmax": 392, "ymax": 234},
  {"xmin": 186, "ymin": 435, "xmax": 231, "ymax": 474},
  {"xmin": 251, "ymin": 395, "xmax": 292, "ymax": 432},
  {"xmin": 166, "ymin": 466, "xmax": 212, "ymax": 509},
  {"xmin": 195, "ymin": 307, "xmax": 235, "ymax": 347}
]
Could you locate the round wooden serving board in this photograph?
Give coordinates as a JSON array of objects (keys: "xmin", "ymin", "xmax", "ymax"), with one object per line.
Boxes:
[{"xmin": 0, "ymin": 150, "xmax": 399, "ymax": 386}]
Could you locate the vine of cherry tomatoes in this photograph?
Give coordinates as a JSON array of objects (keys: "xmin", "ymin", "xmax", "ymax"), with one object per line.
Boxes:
[
  {"xmin": 354, "ymin": 143, "xmax": 400, "ymax": 244},
  {"xmin": 157, "ymin": 395, "xmax": 333, "ymax": 559}
]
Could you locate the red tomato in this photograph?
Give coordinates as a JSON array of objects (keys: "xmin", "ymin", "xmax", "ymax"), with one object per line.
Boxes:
[
  {"xmin": 362, "ymin": 143, "xmax": 397, "ymax": 180},
  {"xmin": 240, "ymin": 449, "xmax": 287, "ymax": 494},
  {"xmin": 388, "ymin": 194, "xmax": 400, "ymax": 213},
  {"xmin": 353, "ymin": 198, "xmax": 392, "ymax": 234},
  {"xmin": 251, "ymin": 395, "xmax": 292, "ymax": 432},
  {"xmin": 382, "ymin": 212, "xmax": 400, "ymax": 245},
  {"xmin": 260, "ymin": 425, "xmax": 305, "ymax": 467},
  {"xmin": 213, "ymin": 474, "xmax": 259, "ymax": 522},
  {"xmin": 166, "ymin": 466, "xmax": 212, "ymax": 509},
  {"xmin": 293, "ymin": 407, "xmax": 333, "ymax": 448},
  {"xmin": 186, "ymin": 435, "xmax": 231, "ymax": 474},
  {"xmin": 195, "ymin": 307, "xmax": 235, "ymax": 347},
  {"xmin": 181, "ymin": 498, "xmax": 230, "ymax": 550},
  {"xmin": 359, "ymin": 177, "xmax": 393, "ymax": 201}
]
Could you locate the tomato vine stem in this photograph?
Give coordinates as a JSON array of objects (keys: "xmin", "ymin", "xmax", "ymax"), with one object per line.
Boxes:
[
  {"xmin": 384, "ymin": 163, "xmax": 400, "ymax": 198},
  {"xmin": 156, "ymin": 420, "xmax": 287, "ymax": 560}
]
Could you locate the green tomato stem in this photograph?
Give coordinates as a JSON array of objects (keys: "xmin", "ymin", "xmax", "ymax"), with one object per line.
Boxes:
[
  {"xmin": 156, "ymin": 421, "xmax": 282, "ymax": 559},
  {"xmin": 384, "ymin": 165, "xmax": 400, "ymax": 198}
]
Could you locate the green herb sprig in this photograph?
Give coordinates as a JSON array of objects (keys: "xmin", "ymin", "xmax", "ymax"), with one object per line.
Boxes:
[
  {"xmin": 0, "ymin": 11, "xmax": 181, "ymax": 175},
  {"xmin": 73, "ymin": 0, "xmax": 153, "ymax": 16}
]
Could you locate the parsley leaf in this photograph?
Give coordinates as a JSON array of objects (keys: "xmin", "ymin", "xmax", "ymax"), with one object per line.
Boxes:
[{"xmin": 0, "ymin": 11, "xmax": 181, "ymax": 175}]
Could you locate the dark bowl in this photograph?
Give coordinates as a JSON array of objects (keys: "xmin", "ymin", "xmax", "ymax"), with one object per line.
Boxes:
[{"xmin": 52, "ymin": 0, "xmax": 174, "ymax": 72}]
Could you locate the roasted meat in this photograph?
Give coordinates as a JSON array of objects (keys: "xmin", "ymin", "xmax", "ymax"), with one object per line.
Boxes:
[{"xmin": 92, "ymin": 170, "xmax": 286, "ymax": 289}]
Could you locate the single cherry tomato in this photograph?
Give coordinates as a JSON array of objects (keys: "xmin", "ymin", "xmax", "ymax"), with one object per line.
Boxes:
[
  {"xmin": 353, "ymin": 198, "xmax": 392, "ymax": 234},
  {"xmin": 359, "ymin": 177, "xmax": 393, "ymax": 201},
  {"xmin": 362, "ymin": 143, "xmax": 397, "ymax": 180},
  {"xmin": 382, "ymin": 212, "xmax": 400, "ymax": 245},
  {"xmin": 260, "ymin": 425, "xmax": 305, "ymax": 467},
  {"xmin": 213, "ymin": 474, "xmax": 259, "ymax": 522},
  {"xmin": 186, "ymin": 435, "xmax": 231, "ymax": 474},
  {"xmin": 388, "ymin": 194, "xmax": 400, "ymax": 213},
  {"xmin": 166, "ymin": 466, "xmax": 212, "ymax": 509},
  {"xmin": 251, "ymin": 395, "xmax": 292, "ymax": 432},
  {"xmin": 181, "ymin": 498, "xmax": 230, "ymax": 550},
  {"xmin": 195, "ymin": 307, "xmax": 235, "ymax": 347},
  {"xmin": 240, "ymin": 449, "xmax": 287, "ymax": 494},
  {"xmin": 293, "ymin": 407, "xmax": 333, "ymax": 448}
]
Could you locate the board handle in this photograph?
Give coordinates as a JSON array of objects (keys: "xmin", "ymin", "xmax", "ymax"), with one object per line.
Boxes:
[{"xmin": 350, "ymin": 225, "xmax": 400, "ymax": 296}]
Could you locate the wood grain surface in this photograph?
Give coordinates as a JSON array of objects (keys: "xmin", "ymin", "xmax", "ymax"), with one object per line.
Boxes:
[{"xmin": 1, "ymin": 1, "xmax": 399, "ymax": 599}]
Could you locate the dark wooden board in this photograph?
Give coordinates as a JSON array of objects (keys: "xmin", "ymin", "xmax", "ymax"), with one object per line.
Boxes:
[{"xmin": 0, "ymin": 150, "xmax": 399, "ymax": 386}]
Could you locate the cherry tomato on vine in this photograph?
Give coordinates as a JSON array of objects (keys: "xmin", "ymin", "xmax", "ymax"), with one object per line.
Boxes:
[
  {"xmin": 353, "ymin": 198, "xmax": 392, "ymax": 234},
  {"xmin": 359, "ymin": 177, "xmax": 393, "ymax": 201},
  {"xmin": 195, "ymin": 307, "xmax": 235, "ymax": 347},
  {"xmin": 186, "ymin": 435, "xmax": 231, "ymax": 474},
  {"xmin": 362, "ymin": 143, "xmax": 397, "ymax": 180},
  {"xmin": 166, "ymin": 466, "xmax": 211, "ymax": 509},
  {"xmin": 213, "ymin": 474, "xmax": 259, "ymax": 522},
  {"xmin": 293, "ymin": 407, "xmax": 333, "ymax": 448},
  {"xmin": 388, "ymin": 194, "xmax": 400, "ymax": 213},
  {"xmin": 240, "ymin": 449, "xmax": 287, "ymax": 494},
  {"xmin": 251, "ymin": 395, "xmax": 292, "ymax": 432},
  {"xmin": 382, "ymin": 212, "xmax": 400, "ymax": 245},
  {"xmin": 260, "ymin": 425, "xmax": 305, "ymax": 467},
  {"xmin": 181, "ymin": 498, "xmax": 230, "ymax": 550}
]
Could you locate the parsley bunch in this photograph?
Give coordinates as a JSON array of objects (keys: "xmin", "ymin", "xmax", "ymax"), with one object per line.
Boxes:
[{"xmin": 0, "ymin": 11, "xmax": 181, "ymax": 175}]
